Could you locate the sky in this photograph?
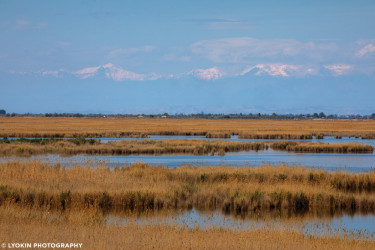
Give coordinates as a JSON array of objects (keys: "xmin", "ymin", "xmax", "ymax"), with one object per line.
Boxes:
[{"xmin": 1, "ymin": 0, "xmax": 375, "ymax": 114}]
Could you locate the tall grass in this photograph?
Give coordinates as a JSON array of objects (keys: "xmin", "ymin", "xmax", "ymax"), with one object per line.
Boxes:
[
  {"xmin": 205, "ymin": 132, "xmax": 232, "ymax": 138},
  {"xmin": 0, "ymin": 139, "xmax": 372, "ymax": 156},
  {"xmin": 1, "ymin": 117, "xmax": 375, "ymax": 139},
  {"xmin": 238, "ymin": 133, "xmax": 314, "ymax": 139},
  {"xmin": 2, "ymin": 161, "xmax": 375, "ymax": 249},
  {"xmin": 1, "ymin": 206, "xmax": 373, "ymax": 250},
  {"xmin": 1, "ymin": 161, "xmax": 375, "ymax": 214},
  {"xmin": 0, "ymin": 139, "xmax": 267, "ymax": 156},
  {"xmin": 271, "ymin": 141, "xmax": 374, "ymax": 153}
]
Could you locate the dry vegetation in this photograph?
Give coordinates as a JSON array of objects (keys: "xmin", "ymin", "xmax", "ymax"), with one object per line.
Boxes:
[
  {"xmin": 271, "ymin": 141, "xmax": 373, "ymax": 153},
  {"xmin": 2, "ymin": 117, "xmax": 375, "ymax": 248},
  {"xmin": 1, "ymin": 117, "xmax": 375, "ymax": 139},
  {"xmin": 0, "ymin": 139, "xmax": 372, "ymax": 156},
  {"xmin": 0, "ymin": 139, "xmax": 266, "ymax": 156},
  {"xmin": 1, "ymin": 206, "xmax": 374, "ymax": 250},
  {"xmin": 1, "ymin": 161, "xmax": 375, "ymax": 215},
  {"xmin": 2, "ymin": 160, "xmax": 375, "ymax": 248}
]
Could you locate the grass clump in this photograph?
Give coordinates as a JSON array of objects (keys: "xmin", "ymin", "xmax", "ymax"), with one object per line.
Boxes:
[
  {"xmin": 271, "ymin": 142, "xmax": 373, "ymax": 153},
  {"xmin": 0, "ymin": 139, "xmax": 268, "ymax": 156}
]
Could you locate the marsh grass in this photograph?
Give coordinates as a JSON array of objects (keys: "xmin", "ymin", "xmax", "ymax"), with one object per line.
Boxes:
[
  {"xmin": 1, "ymin": 117, "xmax": 375, "ymax": 139},
  {"xmin": 2, "ymin": 161, "xmax": 375, "ymax": 249},
  {"xmin": 238, "ymin": 133, "xmax": 314, "ymax": 139},
  {"xmin": 0, "ymin": 137, "xmax": 100, "ymax": 145},
  {"xmin": 0, "ymin": 205, "xmax": 374, "ymax": 249},
  {"xmin": 205, "ymin": 132, "xmax": 232, "ymax": 138},
  {"xmin": 0, "ymin": 139, "xmax": 267, "ymax": 156},
  {"xmin": 271, "ymin": 141, "xmax": 374, "ymax": 153},
  {"xmin": 0, "ymin": 139, "xmax": 372, "ymax": 156},
  {"xmin": 1, "ymin": 161, "xmax": 375, "ymax": 214}
]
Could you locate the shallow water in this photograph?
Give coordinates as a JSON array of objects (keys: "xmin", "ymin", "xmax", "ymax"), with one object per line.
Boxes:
[
  {"xmin": 99, "ymin": 135, "xmax": 375, "ymax": 147},
  {"xmin": 2, "ymin": 135, "xmax": 375, "ymax": 239},
  {"xmin": 2, "ymin": 134, "xmax": 375, "ymax": 172},
  {"xmin": 2, "ymin": 135, "xmax": 375, "ymax": 147},
  {"xmin": 106, "ymin": 208, "xmax": 375, "ymax": 239},
  {"xmin": 7, "ymin": 148, "xmax": 373, "ymax": 173}
]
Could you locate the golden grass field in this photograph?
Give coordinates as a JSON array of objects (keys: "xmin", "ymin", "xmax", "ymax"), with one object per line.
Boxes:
[
  {"xmin": 1, "ymin": 161, "xmax": 375, "ymax": 214},
  {"xmin": 1, "ymin": 161, "xmax": 375, "ymax": 249},
  {"xmin": 1, "ymin": 117, "xmax": 375, "ymax": 138},
  {"xmin": 1, "ymin": 117, "xmax": 375, "ymax": 248},
  {"xmin": 0, "ymin": 138, "xmax": 372, "ymax": 156}
]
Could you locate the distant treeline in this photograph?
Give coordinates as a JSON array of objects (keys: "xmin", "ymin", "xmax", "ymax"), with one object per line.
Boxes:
[{"xmin": 1, "ymin": 110, "xmax": 375, "ymax": 120}]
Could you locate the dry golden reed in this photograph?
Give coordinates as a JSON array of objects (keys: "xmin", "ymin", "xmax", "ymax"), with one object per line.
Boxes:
[
  {"xmin": 0, "ymin": 139, "xmax": 372, "ymax": 156},
  {"xmin": 1, "ymin": 117, "xmax": 375, "ymax": 139},
  {"xmin": 0, "ymin": 205, "xmax": 374, "ymax": 250},
  {"xmin": 271, "ymin": 141, "xmax": 373, "ymax": 153},
  {"xmin": 0, "ymin": 139, "xmax": 267, "ymax": 156},
  {"xmin": 1, "ymin": 161, "xmax": 375, "ymax": 214}
]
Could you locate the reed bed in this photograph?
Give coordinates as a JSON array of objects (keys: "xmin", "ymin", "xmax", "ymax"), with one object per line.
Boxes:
[
  {"xmin": 1, "ymin": 117, "xmax": 375, "ymax": 139},
  {"xmin": 205, "ymin": 132, "xmax": 232, "ymax": 138},
  {"xmin": 1, "ymin": 161, "xmax": 375, "ymax": 214},
  {"xmin": 0, "ymin": 138, "xmax": 372, "ymax": 156},
  {"xmin": 1, "ymin": 206, "xmax": 373, "ymax": 250},
  {"xmin": 238, "ymin": 133, "xmax": 314, "ymax": 139},
  {"xmin": 271, "ymin": 141, "xmax": 374, "ymax": 153},
  {"xmin": 0, "ymin": 139, "xmax": 267, "ymax": 156}
]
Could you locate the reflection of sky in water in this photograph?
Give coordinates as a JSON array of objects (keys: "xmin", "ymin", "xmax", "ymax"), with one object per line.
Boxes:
[
  {"xmin": 3, "ymin": 135, "xmax": 374, "ymax": 173},
  {"xmin": 106, "ymin": 209, "xmax": 375, "ymax": 239},
  {"xmin": 98, "ymin": 135, "xmax": 375, "ymax": 148},
  {"xmin": 2, "ymin": 135, "xmax": 375, "ymax": 147},
  {"xmin": 6, "ymin": 148, "xmax": 374, "ymax": 173}
]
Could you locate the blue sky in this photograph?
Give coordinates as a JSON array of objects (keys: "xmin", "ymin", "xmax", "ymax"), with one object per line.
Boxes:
[{"xmin": 1, "ymin": 0, "xmax": 375, "ymax": 114}]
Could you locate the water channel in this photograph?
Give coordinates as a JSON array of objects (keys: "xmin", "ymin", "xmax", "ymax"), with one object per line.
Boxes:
[{"xmin": 2, "ymin": 135, "xmax": 375, "ymax": 238}]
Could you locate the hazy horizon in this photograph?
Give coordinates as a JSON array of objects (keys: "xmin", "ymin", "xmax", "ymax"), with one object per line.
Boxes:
[{"xmin": 1, "ymin": 1, "xmax": 375, "ymax": 114}]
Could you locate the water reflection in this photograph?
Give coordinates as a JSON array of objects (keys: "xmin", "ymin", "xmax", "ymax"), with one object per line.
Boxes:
[
  {"xmin": 4, "ymin": 148, "xmax": 373, "ymax": 173},
  {"xmin": 99, "ymin": 135, "xmax": 375, "ymax": 147},
  {"xmin": 2, "ymin": 135, "xmax": 375, "ymax": 147},
  {"xmin": 1, "ymin": 136, "xmax": 374, "ymax": 173},
  {"xmin": 106, "ymin": 208, "xmax": 375, "ymax": 239}
]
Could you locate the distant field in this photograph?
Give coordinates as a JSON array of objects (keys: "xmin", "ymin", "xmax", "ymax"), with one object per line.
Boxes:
[{"xmin": 1, "ymin": 117, "xmax": 375, "ymax": 138}]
